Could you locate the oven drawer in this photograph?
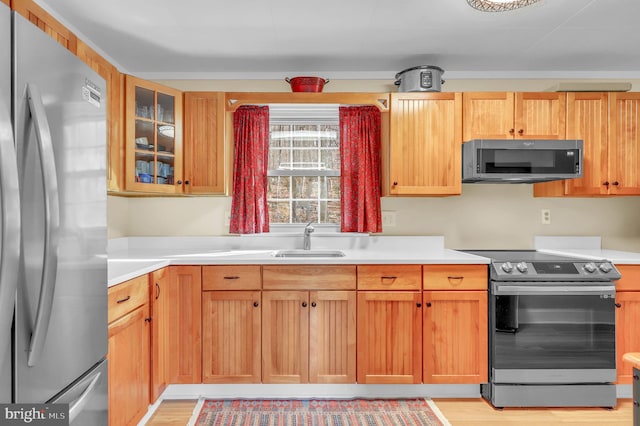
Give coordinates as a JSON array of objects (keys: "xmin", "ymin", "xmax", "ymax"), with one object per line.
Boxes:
[{"xmin": 423, "ymin": 264, "xmax": 487, "ymax": 290}]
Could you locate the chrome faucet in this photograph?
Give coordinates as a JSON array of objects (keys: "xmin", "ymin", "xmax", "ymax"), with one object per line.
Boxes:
[{"xmin": 303, "ymin": 222, "xmax": 315, "ymax": 250}]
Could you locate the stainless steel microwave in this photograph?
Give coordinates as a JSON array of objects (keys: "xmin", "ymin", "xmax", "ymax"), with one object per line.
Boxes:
[{"xmin": 462, "ymin": 139, "xmax": 583, "ymax": 183}]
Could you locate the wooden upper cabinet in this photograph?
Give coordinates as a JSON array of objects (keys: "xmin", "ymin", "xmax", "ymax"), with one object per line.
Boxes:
[
  {"xmin": 608, "ymin": 92, "xmax": 640, "ymax": 195},
  {"xmin": 535, "ymin": 92, "xmax": 640, "ymax": 197},
  {"xmin": 388, "ymin": 93, "xmax": 462, "ymax": 196},
  {"xmin": 12, "ymin": 0, "xmax": 77, "ymax": 53},
  {"xmin": 356, "ymin": 291, "xmax": 422, "ymax": 384},
  {"xmin": 183, "ymin": 92, "xmax": 226, "ymax": 194},
  {"xmin": 124, "ymin": 75, "xmax": 183, "ymax": 194},
  {"xmin": 463, "ymin": 92, "xmax": 566, "ymax": 141},
  {"xmin": 534, "ymin": 92, "xmax": 609, "ymax": 197}
]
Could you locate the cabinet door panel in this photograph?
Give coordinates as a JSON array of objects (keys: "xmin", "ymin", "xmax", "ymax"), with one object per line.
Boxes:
[
  {"xmin": 108, "ymin": 305, "xmax": 149, "ymax": 426},
  {"xmin": 202, "ymin": 291, "xmax": 261, "ymax": 383},
  {"xmin": 515, "ymin": 92, "xmax": 566, "ymax": 139},
  {"xmin": 423, "ymin": 291, "xmax": 487, "ymax": 384},
  {"xmin": 150, "ymin": 268, "xmax": 168, "ymax": 401},
  {"xmin": 609, "ymin": 93, "xmax": 640, "ymax": 195},
  {"xmin": 463, "ymin": 92, "xmax": 514, "ymax": 140},
  {"xmin": 166, "ymin": 266, "xmax": 202, "ymax": 384},
  {"xmin": 389, "ymin": 93, "xmax": 462, "ymax": 195},
  {"xmin": 309, "ymin": 291, "xmax": 356, "ymax": 383},
  {"xmin": 183, "ymin": 92, "xmax": 225, "ymax": 194},
  {"xmin": 262, "ymin": 291, "xmax": 309, "ymax": 383},
  {"xmin": 356, "ymin": 292, "xmax": 422, "ymax": 384},
  {"xmin": 616, "ymin": 291, "xmax": 640, "ymax": 384}
]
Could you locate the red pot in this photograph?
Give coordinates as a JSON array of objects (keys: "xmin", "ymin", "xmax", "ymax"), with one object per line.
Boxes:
[{"xmin": 285, "ymin": 76, "xmax": 330, "ymax": 92}]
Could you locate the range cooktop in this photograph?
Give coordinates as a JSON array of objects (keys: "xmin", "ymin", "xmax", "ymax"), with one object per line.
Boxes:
[{"xmin": 461, "ymin": 249, "xmax": 621, "ymax": 282}]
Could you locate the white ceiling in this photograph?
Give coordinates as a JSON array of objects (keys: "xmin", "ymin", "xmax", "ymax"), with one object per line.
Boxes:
[{"xmin": 35, "ymin": 0, "xmax": 640, "ymax": 80}]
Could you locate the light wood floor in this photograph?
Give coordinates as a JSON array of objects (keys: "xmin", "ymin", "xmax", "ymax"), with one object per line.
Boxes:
[{"xmin": 144, "ymin": 398, "xmax": 634, "ymax": 425}]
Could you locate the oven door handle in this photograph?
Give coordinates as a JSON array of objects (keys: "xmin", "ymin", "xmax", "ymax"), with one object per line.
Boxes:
[{"xmin": 493, "ymin": 284, "xmax": 616, "ymax": 296}]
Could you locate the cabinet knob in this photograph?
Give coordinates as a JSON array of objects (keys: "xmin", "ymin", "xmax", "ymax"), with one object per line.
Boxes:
[
  {"xmin": 302, "ymin": 302, "xmax": 308, "ymax": 308},
  {"xmin": 603, "ymin": 181, "xmax": 609, "ymax": 187},
  {"xmin": 416, "ymin": 302, "xmax": 422, "ymax": 308},
  {"xmin": 426, "ymin": 302, "xmax": 432, "ymax": 307},
  {"xmin": 518, "ymin": 129, "xmax": 524, "ymax": 135},
  {"xmin": 253, "ymin": 302, "xmax": 259, "ymax": 307},
  {"xmin": 145, "ymin": 317, "xmax": 152, "ymax": 323},
  {"xmin": 615, "ymin": 303, "xmax": 622, "ymax": 308},
  {"xmin": 634, "ymin": 401, "xmax": 639, "ymax": 407},
  {"xmin": 177, "ymin": 180, "xmax": 183, "ymax": 185},
  {"xmin": 612, "ymin": 181, "xmax": 619, "ymax": 186},
  {"xmin": 509, "ymin": 128, "xmax": 515, "ymax": 134},
  {"xmin": 311, "ymin": 302, "xmax": 317, "ymax": 308},
  {"xmin": 185, "ymin": 180, "xmax": 190, "ymax": 185},
  {"xmin": 393, "ymin": 181, "xmax": 398, "ymax": 186}
]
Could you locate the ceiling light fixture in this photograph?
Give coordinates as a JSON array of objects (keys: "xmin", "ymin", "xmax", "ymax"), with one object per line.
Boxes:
[{"xmin": 467, "ymin": 0, "xmax": 541, "ymax": 12}]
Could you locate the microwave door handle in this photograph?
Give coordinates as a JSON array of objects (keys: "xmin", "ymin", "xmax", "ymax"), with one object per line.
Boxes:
[
  {"xmin": 0, "ymin": 101, "xmax": 21, "ymax": 372},
  {"xmin": 25, "ymin": 84, "xmax": 60, "ymax": 367},
  {"xmin": 494, "ymin": 284, "xmax": 616, "ymax": 296}
]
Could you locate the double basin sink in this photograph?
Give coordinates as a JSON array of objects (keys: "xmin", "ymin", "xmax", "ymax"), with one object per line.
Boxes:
[{"xmin": 273, "ymin": 250, "xmax": 346, "ymax": 258}]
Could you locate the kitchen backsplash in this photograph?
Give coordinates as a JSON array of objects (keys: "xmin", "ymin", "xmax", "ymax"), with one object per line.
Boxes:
[{"xmin": 108, "ymin": 184, "xmax": 640, "ymax": 252}]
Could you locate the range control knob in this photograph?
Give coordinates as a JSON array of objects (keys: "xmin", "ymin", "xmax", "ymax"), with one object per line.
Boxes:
[
  {"xmin": 501, "ymin": 262, "xmax": 514, "ymax": 273},
  {"xmin": 584, "ymin": 262, "xmax": 597, "ymax": 273},
  {"xmin": 599, "ymin": 263, "xmax": 613, "ymax": 273},
  {"xmin": 516, "ymin": 262, "xmax": 528, "ymax": 273}
]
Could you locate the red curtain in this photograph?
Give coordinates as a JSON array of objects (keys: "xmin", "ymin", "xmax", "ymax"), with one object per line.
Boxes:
[
  {"xmin": 229, "ymin": 105, "xmax": 270, "ymax": 234},
  {"xmin": 339, "ymin": 105, "xmax": 382, "ymax": 233}
]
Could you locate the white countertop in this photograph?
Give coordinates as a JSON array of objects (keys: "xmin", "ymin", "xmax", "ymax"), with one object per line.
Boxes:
[
  {"xmin": 107, "ymin": 235, "xmax": 490, "ymax": 287},
  {"xmin": 534, "ymin": 236, "xmax": 640, "ymax": 264}
]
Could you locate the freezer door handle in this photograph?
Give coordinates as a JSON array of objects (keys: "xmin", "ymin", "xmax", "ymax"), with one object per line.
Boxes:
[
  {"xmin": 0, "ymin": 91, "xmax": 21, "ymax": 372},
  {"xmin": 68, "ymin": 370, "xmax": 102, "ymax": 424},
  {"xmin": 25, "ymin": 84, "xmax": 60, "ymax": 367}
]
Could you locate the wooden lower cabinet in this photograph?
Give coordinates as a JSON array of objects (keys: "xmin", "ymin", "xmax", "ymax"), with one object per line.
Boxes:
[
  {"xmin": 107, "ymin": 276, "xmax": 150, "ymax": 426},
  {"xmin": 615, "ymin": 265, "xmax": 640, "ymax": 384},
  {"xmin": 423, "ymin": 290, "xmax": 488, "ymax": 383},
  {"xmin": 262, "ymin": 290, "xmax": 356, "ymax": 384},
  {"xmin": 149, "ymin": 267, "xmax": 169, "ymax": 401},
  {"xmin": 202, "ymin": 291, "xmax": 262, "ymax": 383},
  {"xmin": 356, "ymin": 291, "xmax": 423, "ymax": 384},
  {"xmin": 166, "ymin": 266, "xmax": 202, "ymax": 384}
]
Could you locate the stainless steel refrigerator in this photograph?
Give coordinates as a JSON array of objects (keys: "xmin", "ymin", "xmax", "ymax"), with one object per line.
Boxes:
[{"xmin": 1, "ymin": 5, "xmax": 108, "ymax": 424}]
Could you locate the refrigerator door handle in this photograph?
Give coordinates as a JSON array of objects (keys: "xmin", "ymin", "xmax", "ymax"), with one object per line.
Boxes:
[
  {"xmin": 0, "ymin": 100, "xmax": 21, "ymax": 373},
  {"xmin": 25, "ymin": 83, "xmax": 60, "ymax": 367},
  {"xmin": 67, "ymin": 370, "xmax": 102, "ymax": 424}
]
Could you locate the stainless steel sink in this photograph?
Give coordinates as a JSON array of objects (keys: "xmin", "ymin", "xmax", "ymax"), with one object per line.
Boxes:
[{"xmin": 273, "ymin": 250, "xmax": 346, "ymax": 258}]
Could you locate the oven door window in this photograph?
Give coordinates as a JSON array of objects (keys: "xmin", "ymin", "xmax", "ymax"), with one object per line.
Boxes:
[
  {"xmin": 492, "ymin": 293, "xmax": 615, "ymax": 370},
  {"xmin": 479, "ymin": 149, "xmax": 580, "ymax": 174}
]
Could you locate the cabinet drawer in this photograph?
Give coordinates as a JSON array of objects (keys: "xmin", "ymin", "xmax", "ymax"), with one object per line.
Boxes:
[
  {"xmin": 357, "ymin": 265, "xmax": 422, "ymax": 290},
  {"xmin": 108, "ymin": 275, "xmax": 148, "ymax": 324},
  {"xmin": 262, "ymin": 265, "xmax": 356, "ymax": 290},
  {"xmin": 616, "ymin": 265, "xmax": 640, "ymax": 291},
  {"xmin": 423, "ymin": 264, "xmax": 487, "ymax": 290},
  {"xmin": 203, "ymin": 265, "xmax": 261, "ymax": 290}
]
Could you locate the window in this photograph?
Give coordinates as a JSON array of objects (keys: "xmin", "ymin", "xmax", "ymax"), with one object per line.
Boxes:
[{"xmin": 267, "ymin": 104, "xmax": 341, "ymax": 226}]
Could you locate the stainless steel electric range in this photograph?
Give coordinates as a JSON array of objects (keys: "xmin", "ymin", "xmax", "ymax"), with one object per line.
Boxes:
[{"xmin": 463, "ymin": 250, "xmax": 621, "ymax": 409}]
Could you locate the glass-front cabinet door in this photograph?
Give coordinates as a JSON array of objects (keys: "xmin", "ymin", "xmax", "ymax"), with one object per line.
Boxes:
[{"xmin": 125, "ymin": 76, "xmax": 183, "ymax": 193}]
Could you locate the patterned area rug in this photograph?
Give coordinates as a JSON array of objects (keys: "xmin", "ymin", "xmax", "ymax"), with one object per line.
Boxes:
[{"xmin": 191, "ymin": 398, "xmax": 450, "ymax": 426}]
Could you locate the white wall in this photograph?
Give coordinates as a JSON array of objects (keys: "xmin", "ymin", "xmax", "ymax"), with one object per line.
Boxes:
[{"xmin": 108, "ymin": 78, "xmax": 640, "ymax": 251}]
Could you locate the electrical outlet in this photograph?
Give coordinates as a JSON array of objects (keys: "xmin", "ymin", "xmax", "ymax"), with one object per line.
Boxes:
[
  {"xmin": 541, "ymin": 209, "xmax": 551, "ymax": 225},
  {"xmin": 382, "ymin": 211, "xmax": 397, "ymax": 227}
]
